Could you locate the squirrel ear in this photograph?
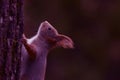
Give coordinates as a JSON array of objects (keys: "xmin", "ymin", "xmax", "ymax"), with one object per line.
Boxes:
[{"xmin": 56, "ymin": 34, "xmax": 74, "ymax": 49}]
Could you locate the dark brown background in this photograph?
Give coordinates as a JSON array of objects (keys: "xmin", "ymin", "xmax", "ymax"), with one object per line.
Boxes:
[{"xmin": 24, "ymin": 0, "xmax": 120, "ymax": 80}]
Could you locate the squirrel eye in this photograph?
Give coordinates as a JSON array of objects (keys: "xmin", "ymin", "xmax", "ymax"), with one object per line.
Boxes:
[{"xmin": 48, "ymin": 27, "xmax": 51, "ymax": 30}]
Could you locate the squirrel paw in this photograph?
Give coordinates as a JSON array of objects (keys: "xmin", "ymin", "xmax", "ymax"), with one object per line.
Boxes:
[{"xmin": 21, "ymin": 34, "xmax": 27, "ymax": 44}]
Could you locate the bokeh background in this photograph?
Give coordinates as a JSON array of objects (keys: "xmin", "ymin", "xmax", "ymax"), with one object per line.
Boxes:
[{"xmin": 24, "ymin": 0, "xmax": 120, "ymax": 80}]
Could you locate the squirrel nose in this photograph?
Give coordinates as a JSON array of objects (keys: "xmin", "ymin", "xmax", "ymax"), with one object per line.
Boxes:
[
  {"xmin": 41, "ymin": 21, "xmax": 47, "ymax": 27},
  {"xmin": 42, "ymin": 21, "xmax": 49, "ymax": 24},
  {"xmin": 41, "ymin": 21, "xmax": 51, "ymax": 27},
  {"xmin": 44, "ymin": 21, "xmax": 49, "ymax": 23}
]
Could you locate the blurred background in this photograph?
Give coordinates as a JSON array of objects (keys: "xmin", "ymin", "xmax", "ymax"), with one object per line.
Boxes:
[{"xmin": 24, "ymin": 0, "xmax": 120, "ymax": 80}]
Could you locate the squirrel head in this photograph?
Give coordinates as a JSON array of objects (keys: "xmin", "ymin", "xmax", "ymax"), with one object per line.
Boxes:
[{"xmin": 37, "ymin": 21, "xmax": 74, "ymax": 49}]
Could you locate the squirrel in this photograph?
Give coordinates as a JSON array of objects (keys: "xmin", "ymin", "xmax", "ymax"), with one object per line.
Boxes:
[{"xmin": 21, "ymin": 21, "xmax": 74, "ymax": 80}]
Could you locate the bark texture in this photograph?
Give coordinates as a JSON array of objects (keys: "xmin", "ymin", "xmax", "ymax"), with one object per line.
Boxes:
[{"xmin": 0, "ymin": 0, "xmax": 23, "ymax": 80}]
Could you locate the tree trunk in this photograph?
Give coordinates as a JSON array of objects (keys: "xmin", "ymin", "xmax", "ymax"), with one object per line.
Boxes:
[{"xmin": 0, "ymin": 0, "xmax": 23, "ymax": 80}]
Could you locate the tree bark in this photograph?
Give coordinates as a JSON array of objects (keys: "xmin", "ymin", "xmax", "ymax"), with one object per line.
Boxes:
[{"xmin": 0, "ymin": 0, "xmax": 23, "ymax": 80}]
